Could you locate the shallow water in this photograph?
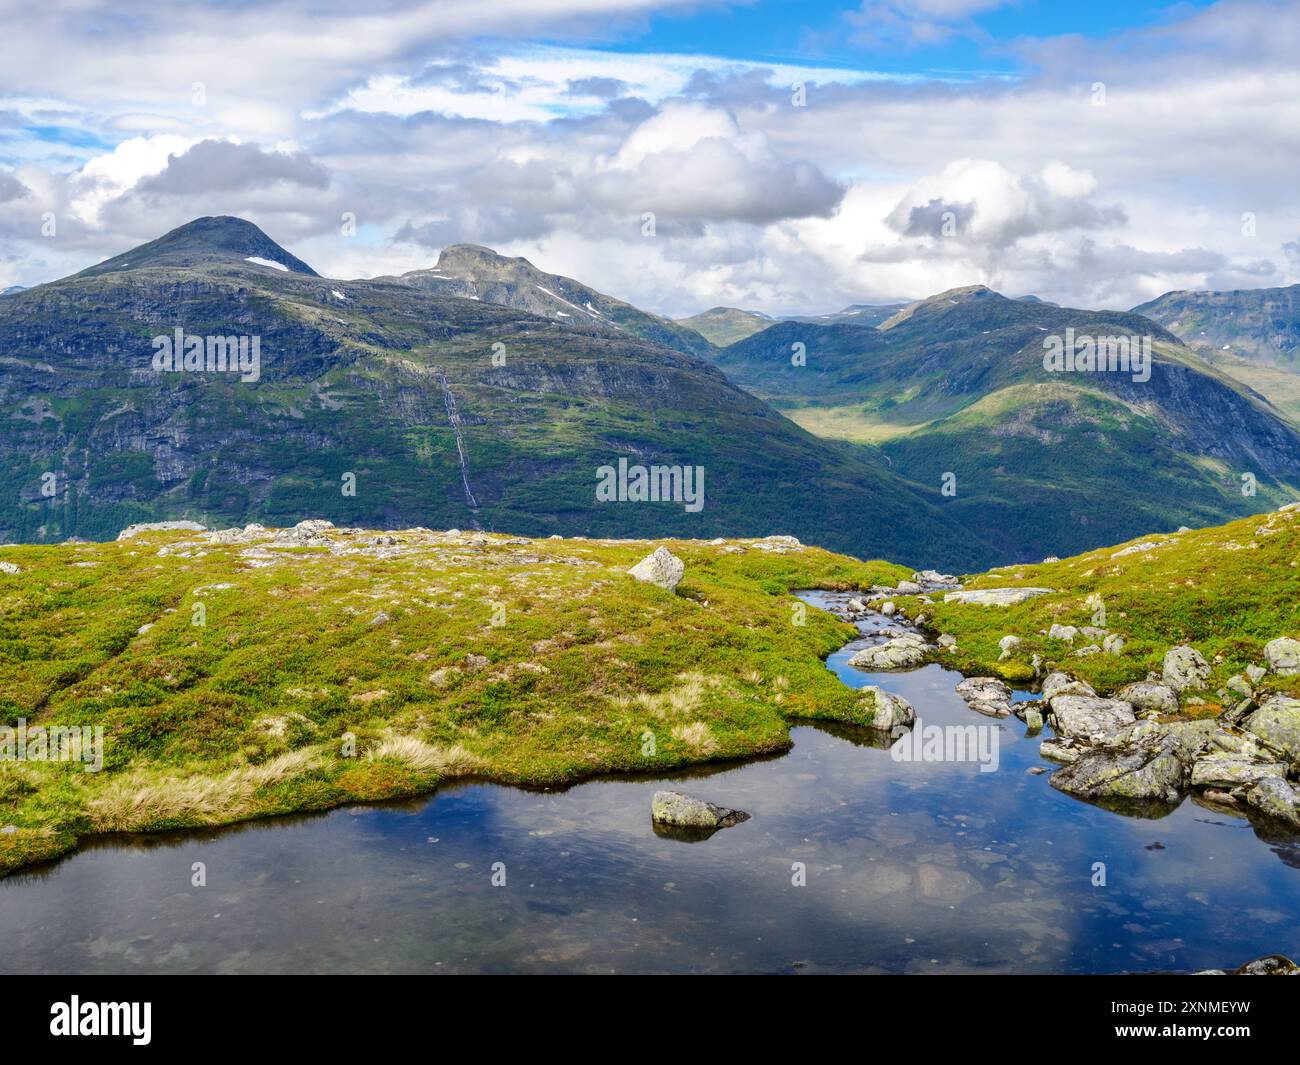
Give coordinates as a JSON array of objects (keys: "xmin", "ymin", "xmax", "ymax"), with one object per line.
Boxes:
[{"xmin": 2, "ymin": 591, "xmax": 1297, "ymax": 974}]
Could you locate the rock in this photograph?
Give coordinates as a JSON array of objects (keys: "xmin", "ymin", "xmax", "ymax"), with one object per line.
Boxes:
[
  {"xmin": 1115, "ymin": 682, "xmax": 1179, "ymax": 717},
  {"xmin": 913, "ymin": 569, "xmax": 960, "ymax": 588},
  {"xmin": 1023, "ymin": 707, "xmax": 1044, "ymax": 731},
  {"xmin": 627, "ymin": 547, "xmax": 685, "ymax": 592},
  {"xmin": 1050, "ymin": 735, "xmax": 1188, "ymax": 804},
  {"xmin": 858, "ymin": 685, "xmax": 916, "ymax": 730},
  {"xmin": 1102, "ymin": 634, "xmax": 1125, "ymax": 655},
  {"xmin": 880, "ymin": 600, "xmax": 896, "ymax": 616},
  {"xmin": 464, "ymin": 653, "xmax": 489, "ymax": 673},
  {"xmin": 0, "ymin": 561, "xmax": 18, "ymax": 575},
  {"xmin": 1048, "ymin": 623, "xmax": 1078, "ymax": 644},
  {"xmin": 1162, "ymin": 645, "xmax": 1210, "ymax": 692},
  {"xmin": 368, "ymin": 611, "xmax": 392, "ymax": 627},
  {"xmin": 1041, "ymin": 672, "xmax": 1097, "ymax": 701},
  {"xmin": 937, "ymin": 632, "xmax": 956, "ymax": 648},
  {"xmin": 1233, "ymin": 953, "xmax": 1298, "ymax": 975},
  {"xmin": 1246, "ymin": 664, "xmax": 1267, "ymax": 684},
  {"xmin": 997, "ymin": 635, "xmax": 1021, "ymax": 661},
  {"xmin": 1040, "ymin": 737, "xmax": 1085, "ymax": 763},
  {"xmin": 1244, "ymin": 695, "xmax": 1300, "ymax": 760},
  {"xmin": 894, "ymin": 580, "xmax": 923, "ymax": 595},
  {"xmin": 955, "ymin": 676, "xmax": 1014, "ymax": 717},
  {"xmin": 943, "ymin": 587, "xmax": 1053, "ymax": 606},
  {"xmin": 1049, "ymin": 696, "xmax": 1136, "ymax": 741},
  {"xmin": 1190, "ymin": 755, "xmax": 1286, "ymax": 790},
  {"xmin": 650, "ymin": 791, "xmax": 750, "ymax": 830},
  {"xmin": 1042, "ymin": 556, "xmax": 1060, "ymax": 563},
  {"xmin": 847, "ymin": 598, "xmax": 867, "ymax": 613},
  {"xmin": 1226, "ymin": 674, "xmax": 1253, "ymax": 698},
  {"xmin": 1244, "ymin": 778, "xmax": 1300, "ymax": 829},
  {"xmin": 117, "ymin": 520, "xmax": 207, "ymax": 541},
  {"xmin": 1264, "ymin": 637, "xmax": 1300, "ymax": 676},
  {"xmin": 847, "ymin": 634, "xmax": 933, "ymax": 671},
  {"xmin": 1072, "ymin": 644, "xmax": 1101, "ymax": 657},
  {"xmin": 1081, "ymin": 626, "xmax": 1109, "ymax": 642}
]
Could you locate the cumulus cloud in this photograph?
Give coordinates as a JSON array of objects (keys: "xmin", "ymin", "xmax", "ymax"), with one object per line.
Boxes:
[{"xmin": 136, "ymin": 140, "xmax": 330, "ymax": 196}]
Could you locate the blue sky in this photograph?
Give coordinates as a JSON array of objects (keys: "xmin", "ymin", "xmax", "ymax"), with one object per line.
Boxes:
[{"xmin": 0, "ymin": 0, "xmax": 1295, "ymax": 315}]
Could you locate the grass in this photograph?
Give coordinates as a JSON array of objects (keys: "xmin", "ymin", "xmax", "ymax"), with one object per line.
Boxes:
[
  {"xmin": 897, "ymin": 505, "xmax": 1300, "ymax": 710},
  {"xmin": 0, "ymin": 524, "xmax": 907, "ymax": 876}
]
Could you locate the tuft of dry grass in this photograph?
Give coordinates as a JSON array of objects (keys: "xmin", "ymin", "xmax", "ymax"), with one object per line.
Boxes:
[
  {"xmin": 89, "ymin": 748, "xmax": 323, "ymax": 831},
  {"xmin": 670, "ymin": 721, "xmax": 719, "ymax": 754},
  {"xmin": 365, "ymin": 735, "xmax": 484, "ymax": 776}
]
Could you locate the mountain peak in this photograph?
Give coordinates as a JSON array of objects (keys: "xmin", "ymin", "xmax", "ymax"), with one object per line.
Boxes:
[{"xmin": 78, "ymin": 216, "xmax": 318, "ymax": 278}]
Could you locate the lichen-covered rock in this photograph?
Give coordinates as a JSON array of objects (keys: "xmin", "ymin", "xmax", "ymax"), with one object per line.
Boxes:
[
  {"xmin": 0, "ymin": 561, "xmax": 18, "ymax": 575},
  {"xmin": 943, "ymin": 587, "xmax": 1053, "ymax": 606},
  {"xmin": 1049, "ymin": 735, "xmax": 1188, "ymax": 804},
  {"xmin": 847, "ymin": 634, "xmax": 932, "ymax": 671},
  {"xmin": 1115, "ymin": 682, "xmax": 1179, "ymax": 717},
  {"xmin": 627, "ymin": 547, "xmax": 685, "ymax": 592},
  {"xmin": 1233, "ymin": 953, "xmax": 1299, "ymax": 975},
  {"xmin": 1244, "ymin": 777, "xmax": 1300, "ymax": 829},
  {"xmin": 1041, "ymin": 671, "xmax": 1097, "ymax": 702},
  {"xmin": 117, "ymin": 520, "xmax": 207, "ymax": 541},
  {"xmin": 1162, "ymin": 644, "xmax": 1211, "ymax": 692},
  {"xmin": 1244, "ymin": 695, "xmax": 1300, "ymax": 760},
  {"xmin": 997, "ymin": 635, "xmax": 1021, "ymax": 661},
  {"xmin": 858, "ymin": 685, "xmax": 916, "ymax": 730},
  {"xmin": 1048, "ymin": 624, "xmax": 1078, "ymax": 643},
  {"xmin": 1102, "ymin": 634, "xmax": 1126, "ymax": 655},
  {"xmin": 1264, "ymin": 637, "xmax": 1300, "ymax": 676},
  {"xmin": 1190, "ymin": 755, "xmax": 1286, "ymax": 791},
  {"xmin": 650, "ymin": 790, "xmax": 749, "ymax": 830},
  {"xmin": 955, "ymin": 676, "xmax": 1014, "ymax": 717},
  {"xmin": 1049, "ymin": 696, "xmax": 1136, "ymax": 741}
]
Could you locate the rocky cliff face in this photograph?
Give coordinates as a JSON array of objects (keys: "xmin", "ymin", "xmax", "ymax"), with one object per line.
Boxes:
[{"xmin": 1135, "ymin": 284, "xmax": 1300, "ymax": 368}]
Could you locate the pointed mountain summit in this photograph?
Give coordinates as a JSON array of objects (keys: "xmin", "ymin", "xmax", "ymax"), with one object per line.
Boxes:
[
  {"xmin": 392, "ymin": 243, "xmax": 714, "ymax": 357},
  {"xmin": 77, "ymin": 216, "xmax": 319, "ymax": 278}
]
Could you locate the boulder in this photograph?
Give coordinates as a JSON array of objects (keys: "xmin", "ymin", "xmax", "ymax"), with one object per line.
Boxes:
[
  {"xmin": 1048, "ymin": 623, "xmax": 1078, "ymax": 643},
  {"xmin": 1115, "ymin": 682, "xmax": 1179, "ymax": 717},
  {"xmin": 847, "ymin": 634, "xmax": 933, "ymax": 671},
  {"xmin": 955, "ymin": 677, "xmax": 1014, "ymax": 717},
  {"xmin": 651, "ymin": 791, "xmax": 750, "ymax": 830},
  {"xmin": 0, "ymin": 561, "xmax": 18, "ymax": 575},
  {"xmin": 1049, "ymin": 696, "xmax": 1136, "ymax": 741},
  {"xmin": 1041, "ymin": 672, "xmax": 1097, "ymax": 702},
  {"xmin": 1233, "ymin": 954, "xmax": 1299, "ymax": 975},
  {"xmin": 1264, "ymin": 637, "xmax": 1300, "ymax": 676},
  {"xmin": 1244, "ymin": 695, "xmax": 1300, "ymax": 760},
  {"xmin": 1162, "ymin": 645, "xmax": 1210, "ymax": 692},
  {"xmin": 1049, "ymin": 735, "xmax": 1188, "ymax": 804},
  {"xmin": 894, "ymin": 580, "xmax": 923, "ymax": 595},
  {"xmin": 1102, "ymin": 634, "xmax": 1125, "ymax": 655},
  {"xmin": 858, "ymin": 685, "xmax": 916, "ymax": 730},
  {"xmin": 117, "ymin": 520, "xmax": 207, "ymax": 541},
  {"xmin": 1023, "ymin": 707, "xmax": 1044, "ymax": 731},
  {"xmin": 1244, "ymin": 778, "xmax": 1300, "ymax": 830},
  {"xmin": 1190, "ymin": 755, "xmax": 1286, "ymax": 791},
  {"xmin": 913, "ymin": 569, "xmax": 960, "ymax": 588},
  {"xmin": 997, "ymin": 635, "xmax": 1021, "ymax": 661},
  {"xmin": 943, "ymin": 587, "xmax": 1053, "ymax": 606},
  {"xmin": 627, "ymin": 547, "xmax": 685, "ymax": 592}
]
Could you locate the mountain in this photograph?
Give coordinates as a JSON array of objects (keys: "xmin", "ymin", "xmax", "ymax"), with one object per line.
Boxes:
[
  {"xmin": 0, "ymin": 217, "xmax": 994, "ymax": 569},
  {"xmin": 675, "ymin": 306, "xmax": 773, "ymax": 346},
  {"xmin": 76, "ymin": 215, "xmax": 319, "ymax": 278},
  {"xmin": 1135, "ymin": 284, "xmax": 1300, "ymax": 368},
  {"xmin": 716, "ymin": 286, "xmax": 1300, "ymax": 561},
  {"xmin": 1134, "ymin": 284, "xmax": 1300, "ymax": 420},
  {"xmin": 390, "ymin": 244, "xmax": 715, "ymax": 359},
  {"xmin": 1, "ymin": 285, "xmax": 25, "ymax": 296},
  {"xmin": 782, "ymin": 302, "xmax": 907, "ymax": 329}
]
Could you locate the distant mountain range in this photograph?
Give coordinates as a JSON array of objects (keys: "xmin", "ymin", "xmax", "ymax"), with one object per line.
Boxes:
[
  {"xmin": 3, "ymin": 215, "xmax": 1296, "ymax": 567},
  {"xmin": 0, "ymin": 217, "xmax": 989, "ymax": 568},
  {"xmin": 713, "ymin": 285, "xmax": 1300, "ymax": 560}
]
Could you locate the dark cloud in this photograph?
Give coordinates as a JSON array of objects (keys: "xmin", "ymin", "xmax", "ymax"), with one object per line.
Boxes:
[{"xmin": 136, "ymin": 140, "xmax": 330, "ymax": 196}]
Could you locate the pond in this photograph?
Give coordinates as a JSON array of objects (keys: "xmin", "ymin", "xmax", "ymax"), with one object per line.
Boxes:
[{"xmin": 1, "ymin": 591, "xmax": 1296, "ymax": 973}]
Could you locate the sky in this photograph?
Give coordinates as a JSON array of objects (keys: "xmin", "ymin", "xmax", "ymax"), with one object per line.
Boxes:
[{"xmin": 1, "ymin": 0, "xmax": 1297, "ymax": 317}]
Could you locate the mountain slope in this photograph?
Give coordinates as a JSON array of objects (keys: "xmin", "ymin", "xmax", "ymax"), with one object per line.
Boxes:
[
  {"xmin": 0, "ymin": 217, "xmax": 995, "ymax": 569},
  {"xmin": 391, "ymin": 244, "xmax": 714, "ymax": 359},
  {"xmin": 716, "ymin": 286, "xmax": 1300, "ymax": 560}
]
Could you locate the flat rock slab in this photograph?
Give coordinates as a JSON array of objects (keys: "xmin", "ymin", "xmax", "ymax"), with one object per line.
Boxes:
[
  {"xmin": 943, "ymin": 588, "xmax": 1053, "ymax": 606},
  {"xmin": 1049, "ymin": 696, "xmax": 1136, "ymax": 741}
]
